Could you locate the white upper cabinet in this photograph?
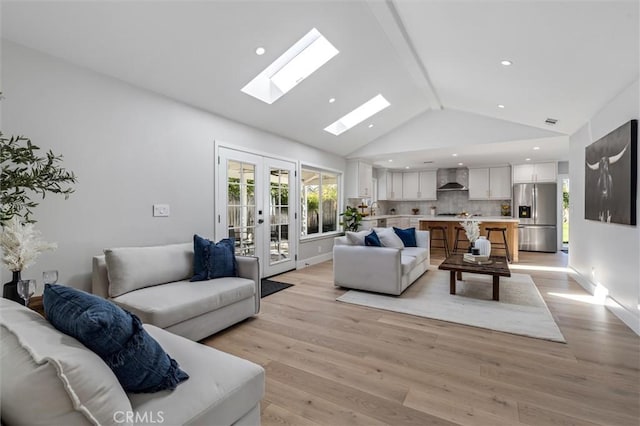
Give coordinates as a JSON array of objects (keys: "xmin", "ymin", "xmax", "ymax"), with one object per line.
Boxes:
[
  {"xmin": 418, "ymin": 170, "xmax": 437, "ymax": 200},
  {"xmin": 402, "ymin": 172, "xmax": 420, "ymax": 199},
  {"xmin": 390, "ymin": 172, "xmax": 403, "ymax": 200},
  {"xmin": 379, "ymin": 170, "xmax": 436, "ymax": 200},
  {"xmin": 468, "ymin": 166, "xmax": 511, "ymax": 200},
  {"xmin": 468, "ymin": 168, "xmax": 490, "ymax": 199},
  {"xmin": 490, "ymin": 166, "xmax": 512, "ymax": 199},
  {"xmin": 513, "ymin": 162, "xmax": 557, "ymax": 183},
  {"xmin": 346, "ymin": 160, "xmax": 373, "ymax": 198}
]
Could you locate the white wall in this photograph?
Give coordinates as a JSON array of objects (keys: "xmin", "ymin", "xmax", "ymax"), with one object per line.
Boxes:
[
  {"xmin": 569, "ymin": 79, "xmax": 639, "ymax": 334},
  {"xmin": 1, "ymin": 40, "xmax": 345, "ymax": 291}
]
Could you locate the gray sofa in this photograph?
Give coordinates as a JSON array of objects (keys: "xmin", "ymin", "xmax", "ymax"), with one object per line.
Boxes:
[
  {"xmin": 0, "ymin": 298, "xmax": 264, "ymax": 426},
  {"xmin": 92, "ymin": 242, "xmax": 260, "ymax": 341},
  {"xmin": 333, "ymin": 229, "xmax": 430, "ymax": 295}
]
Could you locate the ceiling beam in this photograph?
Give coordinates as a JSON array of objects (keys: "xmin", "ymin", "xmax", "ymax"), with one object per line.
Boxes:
[{"xmin": 366, "ymin": 0, "xmax": 443, "ymax": 110}]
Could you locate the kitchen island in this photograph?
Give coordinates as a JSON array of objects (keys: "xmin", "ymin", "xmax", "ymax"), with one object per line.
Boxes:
[{"xmin": 418, "ymin": 216, "xmax": 520, "ymax": 262}]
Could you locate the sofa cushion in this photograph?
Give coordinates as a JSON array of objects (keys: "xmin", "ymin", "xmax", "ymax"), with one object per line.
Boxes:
[
  {"xmin": 394, "ymin": 227, "xmax": 417, "ymax": 247},
  {"xmin": 44, "ymin": 284, "xmax": 189, "ymax": 393},
  {"xmin": 346, "ymin": 230, "xmax": 370, "ymax": 245},
  {"xmin": 364, "ymin": 230, "xmax": 382, "ymax": 246},
  {"xmin": 374, "ymin": 227, "xmax": 405, "ymax": 249},
  {"xmin": 401, "ymin": 247, "xmax": 430, "ymax": 264},
  {"xmin": 191, "ymin": 235, "xmax": 237, "ymax": 281},
  {"xmin": 130, "ymin": 325, "xmax": 265, "ymax": 425},
  {"xmin": 105, "ymin": 243, "xmax": 193, "ymax": 297},
  {"xmin": 112, "ymin": 277, "xmax": 256, "ymax": 329},
  {"xmin": 0, "ymin": 299, "xmax": 133, "ymax": 426},
  {"xmin": 400, "ymin": 255, "xmax": 417, "ymax": 275}
]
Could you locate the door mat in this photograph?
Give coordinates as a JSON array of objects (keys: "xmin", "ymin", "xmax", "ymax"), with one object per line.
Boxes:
[{"xmin": 261, "ymin": 279, "xmax": 293, "ymax": 298}]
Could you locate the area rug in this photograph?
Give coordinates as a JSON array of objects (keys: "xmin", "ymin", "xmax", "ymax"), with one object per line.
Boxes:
[
  {"xmin": 261, "ymin": 279, "xmax": 293, "ymax": 298},
  {"xmin": 336, "ymin": 269, "xmax": 566, "ymax": 342}
]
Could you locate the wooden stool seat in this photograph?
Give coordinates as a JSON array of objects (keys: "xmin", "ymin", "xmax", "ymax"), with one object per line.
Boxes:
[
  {"xmin": 429, "ymin": 225, "xmax": 450, "ymax": 257},
  {"xmin": 453, "ymin": 226, "xmax": 470, "ymax": 254},
  {"xmin": 486, "ymin": 227, "xmax": 512, "ymax": 262}
]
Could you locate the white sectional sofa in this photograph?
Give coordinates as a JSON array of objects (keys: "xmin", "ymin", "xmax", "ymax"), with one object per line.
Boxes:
[
  {"xmin": 92, "ymin": 242, "xmax": 260, "ymax": 341},
  {"xmin": 0, "ymin": 299, "xmax": 264, "ymax": 426},
  {"xmin": 333, "ymin": 228, "xmax": 430, "ymax": 295}
]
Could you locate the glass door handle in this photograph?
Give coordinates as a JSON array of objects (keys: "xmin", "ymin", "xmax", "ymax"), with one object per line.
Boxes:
[{"xmin": 258, "ymin": 219, "xmax": 264, "ymax": 224}]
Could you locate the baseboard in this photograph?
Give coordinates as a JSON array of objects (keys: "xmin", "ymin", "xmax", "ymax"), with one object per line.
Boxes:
[
  {"xmin": 297, "ymin": 252, "xmax": 333, "ymax": 269},
  {"xmin": 570, "ymin": 267, "xmax": 640, "ymax": 336}
]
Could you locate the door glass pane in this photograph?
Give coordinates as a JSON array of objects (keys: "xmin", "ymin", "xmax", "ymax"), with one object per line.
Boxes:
[
  {"xmin": 228, "ymin": 160, "xmax": 256, "ymax": 256},
  {"xmin": 269, "ymin": 167, "xmax": 291, "ymax": 264}
]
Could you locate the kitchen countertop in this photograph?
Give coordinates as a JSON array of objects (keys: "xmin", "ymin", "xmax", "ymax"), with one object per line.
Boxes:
[{"xmin": 362, "ymin": 215, "xmax": 519, "ymax": 223}]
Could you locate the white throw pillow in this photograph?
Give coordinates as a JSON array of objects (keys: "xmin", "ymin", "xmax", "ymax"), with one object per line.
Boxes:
[
  {"xmin": 105, "ymin": 242, "xmax": 193, "ymax": 297},
  {"xmin": 374, "ymin": 227, "xmax": 405, "ymax": 248},
  {"xmin": 346, "ymin": 230, "xmax": 371, "ymax": 246},
  {"xmin": 0, "ymin": 299, "xmax": 133, "ymax": 426}
]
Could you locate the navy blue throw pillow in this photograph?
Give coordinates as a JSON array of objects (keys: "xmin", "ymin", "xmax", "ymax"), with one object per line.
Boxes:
[
  {"xmin": 393, "ymin": 227, "xmax": 417, "ymax": 247},
  {"xmin": 365, "ymin": 230, "xmax": 382, "ymax": 247},
  {"xmin": 191, "ymin": 234, "xmax": 237, "ymax": 281},
  {"xmin": 43, "ymin": 284, "xmax": 189, "ymax": 393}
]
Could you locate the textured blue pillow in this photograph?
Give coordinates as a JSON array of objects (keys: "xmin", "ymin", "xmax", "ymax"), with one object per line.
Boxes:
[
  {"xmin": 393, "ymin": 227, "xmax": 417, "ymax": 247},
  {"xmin": 43, "ymin": 284, "xmax": 189, "ymax": 393},
  {"xmin": 364, "ymin": 230, "xmax": 382, "ymax": 247},
  {"xmin": 191, "ymin": 234, "xmax": 237, "ymax": 281}
]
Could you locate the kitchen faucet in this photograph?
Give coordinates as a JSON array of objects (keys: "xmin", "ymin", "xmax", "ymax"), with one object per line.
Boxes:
[{"xmin": 370, "ymin": 201, "xmax": 379, "ymax": 216}]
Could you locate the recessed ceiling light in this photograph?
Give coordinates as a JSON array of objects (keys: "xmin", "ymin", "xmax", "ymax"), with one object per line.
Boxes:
[
  {"xmin": 497, "ymin": 104, "xmax": 505, "ymax": 109},
  {"xmin": 324, "ymin": 94, "xmax": 390, "ymax": 136},
  {"xmin": 241, "ymin": 28, "xmax": 339, "ymax": 104},
  {"xmin": 405, "ymin": 166, "xmax": 410, "ymax": 169},
  {"xmin": 501, "ymin": 60, "xmax": 512, "ymax": 66},
  {"xmin": 368, "ymin": 124, "xmax": 374, "ymax": 128},
  {"xmin": 255, "ymin": 47, "xmax": 266, "ymax": 56},
  {"xmin": 458, "ymin": 162, "xmax": 463, "ymax": 166},
  {"xmin": 452, "ymin": 153, "xmax": 458, "ymax": 157},
  {"xmin": 388, "ymin": 159, "xmax": 393, "ymax": 162},
  {"xmin": 328, "ymin": 97, "xmax": 335, "ymax": 103},
  {"xmin": 525, "ymin": 158, "xmax": 531, "ymax": 161},
  {"xmin": 533, "ymin": 146, "xmax": 540, "ymax": 150}
]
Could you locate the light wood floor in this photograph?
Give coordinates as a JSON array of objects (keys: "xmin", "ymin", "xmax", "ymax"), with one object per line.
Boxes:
[{"xmin": 203, "ymin": 251, "xmax": 639, "ymax": 426}]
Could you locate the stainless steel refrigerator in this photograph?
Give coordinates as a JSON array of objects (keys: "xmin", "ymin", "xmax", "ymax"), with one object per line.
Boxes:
[{"xmin": 513, "ymin": 183, "xmax": 557, "ymax": 252}]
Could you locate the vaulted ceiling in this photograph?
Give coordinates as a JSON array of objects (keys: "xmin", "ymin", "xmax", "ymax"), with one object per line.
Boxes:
[{"xmin": 2, "ymin": 1, "xmax": 638, "ymax": 168}]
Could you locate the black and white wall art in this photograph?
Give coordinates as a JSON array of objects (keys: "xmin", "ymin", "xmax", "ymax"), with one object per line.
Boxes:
[{"xmin": 585, "ymin": 119, "xmax": 637, "ymax": 226}]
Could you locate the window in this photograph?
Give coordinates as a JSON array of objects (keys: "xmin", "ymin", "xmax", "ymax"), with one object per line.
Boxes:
[{"xmin": 301, "ymin": 167, "xmax": 340, "ymax": 237}]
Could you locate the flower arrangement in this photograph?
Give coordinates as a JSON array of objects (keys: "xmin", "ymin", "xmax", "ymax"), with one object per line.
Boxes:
[
  {"xmin": 0, "ymin": 216, "xmax": 57, "ymax": 272},
  {"xmin": 459, "ymin": 218, "xmax": 481, "ymax": 243}
]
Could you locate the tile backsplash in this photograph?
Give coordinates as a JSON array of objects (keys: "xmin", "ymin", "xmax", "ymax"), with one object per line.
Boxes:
[{"xmin": 373, "ymin": 191, "xmax": 510, "ymax": 217}]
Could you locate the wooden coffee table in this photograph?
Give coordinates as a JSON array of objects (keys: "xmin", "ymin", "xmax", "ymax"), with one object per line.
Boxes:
[{"xmin": 438, "ymin": 254, "xmax": 511, "ymax": 301}]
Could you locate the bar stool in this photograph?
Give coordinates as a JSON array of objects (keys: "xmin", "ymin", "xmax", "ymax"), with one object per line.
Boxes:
[
  {"xmin": 429, "ymin": 226, "xmax": 450, "ymax": 257},
  {"xmin": 453, "ymin": 226, "xmax": 470, "ymax": 254},
  {"xmin": 486, "ymin": 227, "xmax": 512, "ymax": 262}
]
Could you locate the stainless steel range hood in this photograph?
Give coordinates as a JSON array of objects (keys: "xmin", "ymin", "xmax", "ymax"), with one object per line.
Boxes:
[{"xmin": 437, "ymin": 168, "xmax": 469, "ymax": 192}]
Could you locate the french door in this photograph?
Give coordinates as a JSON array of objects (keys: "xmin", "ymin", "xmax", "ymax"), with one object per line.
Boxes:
[{"xmin": 216, "ymin": 147, "xmax": 297, "ymax": 277}]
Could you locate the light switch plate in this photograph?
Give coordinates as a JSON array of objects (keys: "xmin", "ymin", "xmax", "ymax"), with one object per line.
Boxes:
[{"xmin": 153, "ymin": 204, "xmax": 170, "ymax": 217}]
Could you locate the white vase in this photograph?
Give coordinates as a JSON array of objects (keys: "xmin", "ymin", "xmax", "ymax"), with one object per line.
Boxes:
[{"xmin": 474, "ymin": 236, "xmax": 491, "ymax": 256}]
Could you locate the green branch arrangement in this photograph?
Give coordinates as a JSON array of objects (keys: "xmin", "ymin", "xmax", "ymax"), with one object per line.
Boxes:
[
  {"xmin": 339, "ymin": 206, "xmax": 363, "ymax": 232},
  {"xmin": 1, "ymin": 132, "xmax": 77, "ymax": 223}
]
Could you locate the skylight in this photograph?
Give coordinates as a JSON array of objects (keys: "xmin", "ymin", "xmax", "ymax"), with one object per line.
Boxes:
[
  {"xmin": 241, "ymin": 28, "xmax": 338, "ymax": 104},
  {"xmin": 324, "ymin": 94, "xmax": 390, "ymax": 136}
]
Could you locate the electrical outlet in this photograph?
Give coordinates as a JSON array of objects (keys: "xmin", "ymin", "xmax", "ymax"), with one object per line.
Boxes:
[{"xmin": 153, "ymin": 204, "xmax": 170, "ymax": 217}]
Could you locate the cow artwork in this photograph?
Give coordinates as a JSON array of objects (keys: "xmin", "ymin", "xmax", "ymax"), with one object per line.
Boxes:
[{"xmin": 584, "ymin": 120, "xmax": 637, "ymax": 226}]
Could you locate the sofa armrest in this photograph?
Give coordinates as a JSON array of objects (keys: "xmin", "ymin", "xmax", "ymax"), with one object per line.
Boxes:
[
  {"xmin": 333, "ymin": 245, "xmax": 402, "ymax": 294},
  {"xmin": 236, "ymin": 256, "xmax": 260, "ymax": 314},
  {"xmin": 416, "ymin": 230, "xmax": 430, "ymax": 249},
  {"xmin": 91, "ymin": 255, "xmax": 110, "ymax": 298}
]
